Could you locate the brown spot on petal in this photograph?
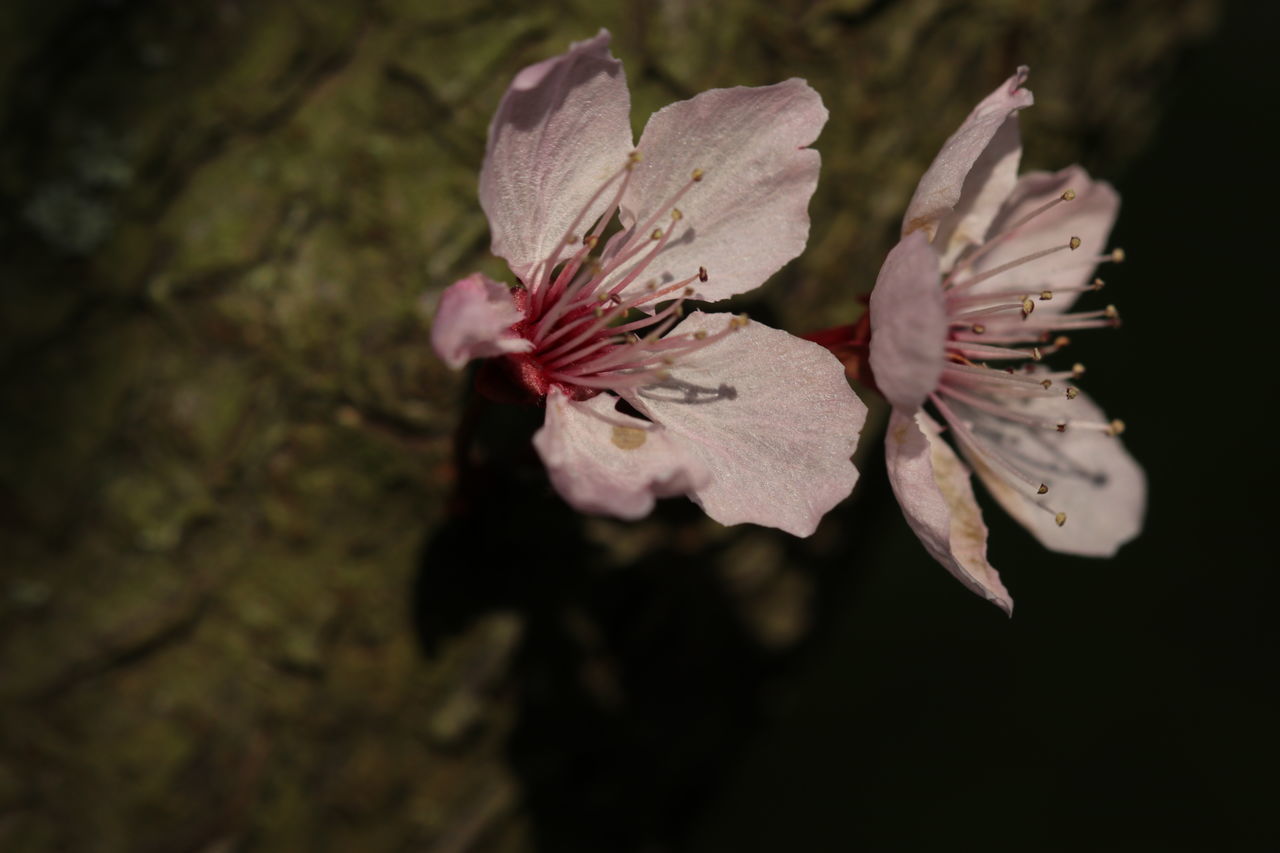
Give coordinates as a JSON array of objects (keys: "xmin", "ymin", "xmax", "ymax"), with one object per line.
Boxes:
[{"xmin": 611, "ymin": 425, "xmax": 647, "ymax": 450}]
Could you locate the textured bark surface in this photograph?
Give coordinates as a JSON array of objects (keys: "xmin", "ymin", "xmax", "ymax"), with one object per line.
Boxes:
[{"xmin": 0, "ymin": 1, "xmax": 1216, "ymax": 850}]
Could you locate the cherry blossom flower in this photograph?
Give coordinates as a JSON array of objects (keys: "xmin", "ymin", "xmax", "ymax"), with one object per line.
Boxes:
[
  {"xmin": 430, "ymin": 31, "xmax": 865, "ymax": 536},
  {"xmin": 867, "ymin": 68, "xmax": 1145, "ymax": 612}
]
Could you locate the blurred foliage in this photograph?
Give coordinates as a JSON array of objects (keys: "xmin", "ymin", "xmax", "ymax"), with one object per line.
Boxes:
[{"xmin": 0, "ymin": 0, "xmax": 1216, "ymax": 850}]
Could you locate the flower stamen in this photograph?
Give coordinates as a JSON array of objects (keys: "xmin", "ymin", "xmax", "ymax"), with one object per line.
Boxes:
[
  {"xmin": 954, "ymin": 189, "xmax": 1078, "ymax": 274},
  {"xmin": 945, "ymin": 237, "xmax": 1081, "ymax": 293}
]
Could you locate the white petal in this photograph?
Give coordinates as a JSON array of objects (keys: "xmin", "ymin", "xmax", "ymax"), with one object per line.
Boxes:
[
  {"xmin": 885, "ymin": 410, "xmax": 1012, "ymax": 614},
  {"xmin": 933, "ymin": 116, "xmax": 1023, "ymax": 271},
  {"xmin": 479, "ymin": 30, "xmax": 635, "ymax": 283},
  {"xmin": 868, "ymin": 231, "xmax": 948, "ymax": 413},
  {"xmin": 606, "ymin": 80, "xmax": 827, "ymax": 304},
  {"xmin": 623, "ymin": 312, "xmax": 866, "ymax": 537},
  {"xmin": 952, "ymin": 386, "xmax": 1145, "ymax": 556},
  {"xmin": 532, "ymin": 387, "xmax": 710, "ymax": 520},
  {"xmin": 962, "ymin": 165, "xmax": 1119, "ymax": 311}
]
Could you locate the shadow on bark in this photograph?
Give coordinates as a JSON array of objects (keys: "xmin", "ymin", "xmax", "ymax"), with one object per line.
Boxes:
[{"xmin": 413, "ymin": 397, "xmax": 774, "ymax": 851}]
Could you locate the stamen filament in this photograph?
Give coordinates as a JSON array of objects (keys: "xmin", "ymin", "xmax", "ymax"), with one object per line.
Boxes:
[
  {"xmin": 541, "ymin": 334, "xmax": 622, "ymax": 370},
  {"xmin": 533, "ymin": 158, "xmax": 634, "ymax": 312},
  {"xmin": 547, "ymin": 370, "xmax": 666, "ymax": 390},
  {"xmin": 942, "ymin": 363, "xmax": 1060, "ymax": 390},
  {"xmin": 931, "ymin": 394, "xmax": 1060, "ymax": 498},
  {"xmin": 946, "ymin": 241, "xmax": 1075, "ymax": 293},
  {"xmin": 954, "ymin": 189, "xmax": 1077, "ymax": 272},
  {"xmin": 937, "ymin": 384, "xmax": 1070, "ymax": 432},
  {"xmin": 603, "ymin": 226, "xmax": 676, "ymax": 299},
  {"xmin": 947, "ymin": 343, "xmax": 1046, "ymax": 361},
  {"xmin": 608, "ymin": 172, "xmax": 700, "ymax": 262},
  {"xmin": 952, "ymin": 301, "xmax": 1034, "ymax": 320}
]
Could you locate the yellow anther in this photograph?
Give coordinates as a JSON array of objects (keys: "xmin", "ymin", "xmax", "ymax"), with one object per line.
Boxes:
[
  {"xmin": 1105, "ymin": 304, "xmax": 1120, "ymax": 319},
  {"xmin": 1069, "ymin": 236, "xmax": 1082, "ymax": 250},
  {"xmin": 1052, "ymin": 336, "xmax": 1071, "ymax": 348},
  {"xmin": 1040, "ymin": 379, "xmax": 1053, "ymax": 390},
  {"xmin": 691, "ymin": 168, "xmax": 705, "ymax": 182},
  {"xmin": 1054, "ymin": 512, "xmax": 1067, "ymax": 527},
  {"xmin": 566, "ymin": 234, "xmax": 578, "ymax": 245},
  {"xmin": 584, "ymin": 235, "xmax": 599, "ymax": 249},
  {"xmin": 730, "ymin": 313, "xmax": 749, "ymax": 329},
  {"xmin": 1061, "ymin": 189, "xmax": 1077, "ymax": 201},
  {"xmin": 1072, "ymin": 363, "xmax": 1086, "ymax": 377},
  {"xmin": 971, "ymin": 323, "xmax": 986, "ymax": 334},
  {"xmin": 1031, "ymin": 347, "xmax": 1043, "ymax": 361},
  {"xmin": 627, "ymin": 151, "xmax": 643, "ymax": 166},
  {"xmin": 1111, "ymin": 248, "xmax": 1126, "ymax": 263},
  {"xmin": 653, "ymin": 368, "xmax": 672, "ymax": 381},
  {"xmin": 1037, "ymin": 484, "xmax": 1049, "ymax": 495},
  {"xmin": 693, "ymin": 330, "xmax": 708, "ymax": 340},
  {"xmin": 683, "ymin": 287, "xmax": 694, "ymax": 297},
  {"xmin": 1021, "ymin": 296, "xmax": 1035, "ymax": 316},
  {"xmin": 1065, "ymin": 387, "xmax": 1079, "ymax": 400},
  {"xmin": 650, "ymin": 228, "xmax": 663, "ymax": 241},
  {"xmin": 1108, "ymin": 419, "xmax": 1127, "ymax": 436},
  {"xmin": 593, "ymin": 307, "xmax": 605, "ymax": 318},
  {"xmin": 1040, "ymin": 290, "xmax": 1053, "ymax": 300},
  {"xmin": 671, "ymin": 208, "xmax": 683, "ymax": 221},
  {"xmin": 1092, "ymin": 278, "xmax": 1105, "ymax": 290}
]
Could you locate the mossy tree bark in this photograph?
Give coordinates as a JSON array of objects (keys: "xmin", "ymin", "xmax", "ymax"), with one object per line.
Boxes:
[{"xmin": 0, "ymin": 1, "xmax": 1216, "ymax": 850}]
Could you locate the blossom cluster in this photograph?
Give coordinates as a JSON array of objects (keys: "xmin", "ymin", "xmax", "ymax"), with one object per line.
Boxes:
[{"xmin": 429, "ymin": 31, "xmax": 1145, "ymax": 611}]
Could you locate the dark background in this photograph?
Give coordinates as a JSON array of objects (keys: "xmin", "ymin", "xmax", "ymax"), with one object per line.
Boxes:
[
  {"xmin": 694, "ymin": 2, "xmax": 1279, "ymax": 849},
  {"xmin": 0, "ymin": 0, "xmax": 1274, "ymax": 850}
]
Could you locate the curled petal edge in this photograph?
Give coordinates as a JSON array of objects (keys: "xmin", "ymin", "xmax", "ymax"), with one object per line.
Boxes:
[
  {"xmin": 885, "ymin": 410, "xmax": 1013, "ymax": 615},
  {"xmin": 903, "ymin": 67, "xmax": 1034, "ymax": 242},
  {"xmin": 429, "ymin": 273, "xmax": 531, "ymax": 369}
]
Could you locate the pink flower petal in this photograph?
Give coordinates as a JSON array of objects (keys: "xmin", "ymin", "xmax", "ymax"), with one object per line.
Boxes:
[
  {"xmin": 963, "ymin": 165, "xmax": 1119, "ymax": 310},
  {"xmin": 429, "ymin": 273, "xmax": 532, "ymax": 369},
  {"xmin": 532, "ymin": 387, "xmax": 711, "ymax": 520},
  {"xmin": 932, "ymin": 116, "xmax": 1023, "ymax": 270},
  {"xmin": 609, "ymin": 79, "xmax": 827, "ymax": 304},
  {"xmin": 622, "ymin": 311, "xmax": 865, "ymax": 537},
  {"xmin": 885, "ymin": 410, "xmax": 1013, "ymax": 614},
  {"xmin": 479, "ymin": 30, "xmax": 635, "ymax": 283},
  {"xmin": 903, "ymin": 68, "xmax": 1034, "ymax": 242},
  {"xmin": 868, "ymin": 231, "xmax": 947, "ymax": 412},
  {"xmin": 954, "ymin": 386, "xmax": 1145, "ymax": 557}
]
